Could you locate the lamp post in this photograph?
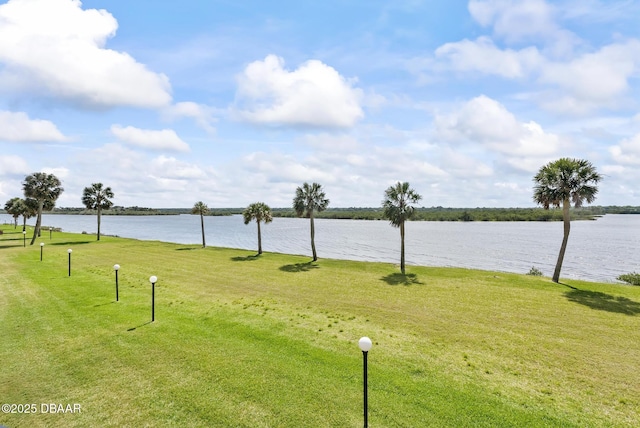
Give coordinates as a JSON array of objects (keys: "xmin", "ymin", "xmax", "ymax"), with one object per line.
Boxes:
[
  {"xmin": 113, "ymin": 264, "xmax": 120, "ymax": 301},
  {"xmin": 40, "ymin": 243, "xmax": 44, "ymax": 261},
  {"xmin": 67, "ymin": 249, "xmax": 72, "ymax": 276},
  {"xmin": 49, "ymin": 227, "xmax": 52, "ymax": 240},
  {"xmin": 150, "ymin": 275, "xmax": 157, "ymax": 322},
  {"xmin": 359, "ymin": 336, "xmax": 372, "ymax": 428},
  {"xmin": 23, "ymin": 230, "xmax": 26, "ymax": 247}
]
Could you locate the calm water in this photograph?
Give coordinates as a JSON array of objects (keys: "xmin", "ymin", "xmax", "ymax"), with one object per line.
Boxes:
[{"xmin": 4, "ymin": 213, "xmax": 639, "ymax": 283}]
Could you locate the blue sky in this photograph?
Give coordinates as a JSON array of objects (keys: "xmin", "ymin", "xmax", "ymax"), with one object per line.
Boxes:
[{"xmin": 1, "ymin": 0, "xmax": 639, "ymax": 208}]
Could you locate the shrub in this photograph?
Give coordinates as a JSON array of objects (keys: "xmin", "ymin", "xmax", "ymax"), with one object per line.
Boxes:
[
  {"xmin": 616, "ymin": 272, "xmax": 640, "ymax": 286},
  {"xmin": 527, "ymin": 266, "xmax": 543, "ymax": 276}
]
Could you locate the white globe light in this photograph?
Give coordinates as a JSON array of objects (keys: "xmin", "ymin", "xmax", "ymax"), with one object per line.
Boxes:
[
  {"xmin": 113, "ymin": 264, "xmax": 120, "ymax": 271},
  {"xmin": 358, "ymin": 336, "xmax": 372, "ymax": 352},
  {"xmin": 149, "ymin": 275, "xmax": 158, "ymax": 284},
  {"xmin": 40, "ymin": 243, "xmax": 44, "ymax": 247},
  {"xmin": 67, "ymin": 249, "xmax": 72, "ymax": 253}
]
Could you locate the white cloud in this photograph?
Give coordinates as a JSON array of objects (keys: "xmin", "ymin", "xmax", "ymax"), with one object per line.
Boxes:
[
  {"xmin": 435, "ymin": 36, "xmax": 542, "ymax": 78},
  {"xmin": 111, "ymin": 125, "xmax": 190, "ymax": 152},
  {"xmin": 150, "ymin": 156, "xmax": 206, "ymax": 179},
  {"xmin": 468, "ymin": 0, "xmax": 579, "ymax": 53},
  {"xmin": 0, "ymin": 111, "xmax": 67, "ymax": 142},
  {"xmin": 163, "ymin": 102, "xmax": 217, "ymax": 134},
  {"xmin": 42, "ymin": 167, "xmax": 70, "ymax": 179},
  {"xmin": 435, "ymin": 95, "xmax": 561, "ymax": 164},
  {"xmin": 234, "ymin": 54, "xmax": 364, "ymax": 128},
  {"xmin": 538, "ymin": 40, "xmax": 640, "ymax": 114},
  {"xmin": 610, "ymin": 133, "xmax": 640, "ymax": 165},
  {"xmin": 0, "ymin": 0, "xmax": 171, "ymax": 108},
  {"xmin": 0, "ymin": 155, "xmax": 29, "ymax": 175}
]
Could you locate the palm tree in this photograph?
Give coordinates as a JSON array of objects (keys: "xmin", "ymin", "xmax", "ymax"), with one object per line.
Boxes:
[
  {"xmin": 4, "ymin": 197, "xmax": 22, "ymax": 229},
  {"xmin": 243, "ymin": 202, "xmax": 273, "ymax": 255},
  {"xmin": 82, "ymin": 183, "xmax": 115, "ymax": 241},
  {"xmin": 22, "ymin": 172, "xmax": 64, "ymax": 245},
  {"xmin": 382, "ymin": 182, "xmax": 422, "ymax": 275},
  {"xmin": 191, "ymin": 201, "xmax": 209, "ymax": 248},
  {"xmin": 293, "ymin": 182, "xmax": 329, "ymax": 261},
  {"xmin": 533, "ymin": 158, "xmax": 602, "ymax": 283}
]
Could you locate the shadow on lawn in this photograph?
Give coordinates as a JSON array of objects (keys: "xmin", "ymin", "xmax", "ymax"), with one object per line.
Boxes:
[
  {"xmin": 127, "ymin": 321, "xmax": 153, "ymax": 331},
  {"xmin": 565, "ymin": 289, "xmax": 640, "ymax": 316},
  {"xmin": 176, "ymin": 247, "xmax": 201, "ymax": 251},
  {"xmin": 50, "ymin": 241, "xmax": 92, "ymax": 246},
  {"xmin": 231, "ymin": 254, "xmax": 261, "ymax": 262},
  {"xmin": 381, "ymin": 273, "xmax": 424, "ymax": 286},
  {"xmin": 279, "ymin": 262, "xmax": 319, "ymax": 273}
]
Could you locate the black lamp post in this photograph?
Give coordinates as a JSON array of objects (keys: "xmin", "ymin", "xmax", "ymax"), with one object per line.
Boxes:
[
  {"xmin": 67, "ymin": 249, "xmax": 72, "ymax": 276},
  {"xmin": 359, "ymin": 336, "xmax": 372, "ymax": 428},
  {"xmin": 113, "ymin": 264, "xmax": 120, "ymax": 301},
  {"xmin": 40, "ymin": 243, "xmax": 44, "ymax": 261},
  {"xmin": 150, "ymin": 275, "xmax": 157, "ymax": 322},
  {"xmin": 23, "ymin": 231, "xmax": 26, "ymax": 247},
  {"xmin": 49, "ymin": 227, "xmax": 52, "ymax": 240}
]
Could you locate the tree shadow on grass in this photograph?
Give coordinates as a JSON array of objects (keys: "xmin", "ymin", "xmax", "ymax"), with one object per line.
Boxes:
[
  {"xmin": 176, "ymin": 247, "xmax": 201, "ymax": 251},
  {"xmin": 50, "ymin": 241, "xmax": 92, "ymax": 246},
  {"xmin": 381, "ymin": 273, "xmax": 424, "ymax": 286},
  {"xmin": 279, "ymin": 262, "xmax": 319, "ymax": 273},
  {"xmin": 565, "ymin": 289, "xmax": 640, "ymax": 316},
  {"xmin": 231, "ymin": 254, "xmax": 261, "ymax": 262}
]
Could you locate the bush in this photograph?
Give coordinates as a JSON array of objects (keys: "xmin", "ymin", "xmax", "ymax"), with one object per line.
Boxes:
[
  {"xmin": 617, "ymin": 272, "xmax": 640, "ymax": 286},
  {"xmin": 527, "ymin": 266, "xmax": 543, "ymax": 276}
]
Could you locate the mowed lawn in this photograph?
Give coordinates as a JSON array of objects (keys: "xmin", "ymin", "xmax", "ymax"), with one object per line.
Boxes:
[{"xmin": 1, "ymin": 225, "xmax": 639, "ymax": 427}]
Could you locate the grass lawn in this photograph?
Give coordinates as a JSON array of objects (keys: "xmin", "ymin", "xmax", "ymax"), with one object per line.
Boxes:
[{"xmin": 1, "ymin": 224, "xmax": 639, "ymax": 427}]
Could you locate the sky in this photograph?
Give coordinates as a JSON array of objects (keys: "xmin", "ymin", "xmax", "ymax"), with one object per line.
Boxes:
[{"xmin": 1, "ymin": 0, "xmax": 639, "ymax": 208}]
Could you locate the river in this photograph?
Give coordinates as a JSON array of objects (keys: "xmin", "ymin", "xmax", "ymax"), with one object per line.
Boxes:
[{"xmin": 3, "ymin": 213, "xmax": 638, "ymax": 283}]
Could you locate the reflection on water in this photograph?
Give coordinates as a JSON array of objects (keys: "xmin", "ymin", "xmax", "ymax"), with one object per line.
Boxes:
[{"xmin": 4, "ymin": 213, "xmax": 639, "ymax": 283}]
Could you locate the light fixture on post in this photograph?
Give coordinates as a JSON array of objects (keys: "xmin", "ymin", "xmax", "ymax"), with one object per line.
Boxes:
[
  {"xmin": 149, "ymin": 275, "xmax": 157, "ymax": 322},
  {"xmin": 23, "ymin": 230, "xmax": 26, "ymax": 247},
  {"xmin": 49, "ymin": 227, "xmax": 53, "ymax": 240},
  {"xmin": 67, "ymin": 249, "xmax": 72, "ymax": 276},
  {"xmin": 113, "ymin": 264, "xmax": 120, "ymax": 302},
  {"xmin": 40, "ymin": 242, "xmax": 44, "ymax": 261},
  {"xmin": 359, "ymin": 336, "xmax": 373, "ymax": 428}
]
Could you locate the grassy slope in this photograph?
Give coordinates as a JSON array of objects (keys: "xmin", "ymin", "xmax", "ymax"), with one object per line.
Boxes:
[{"xmin": 1, "ymin": 225, "xmax": 639, "ymax": 427}]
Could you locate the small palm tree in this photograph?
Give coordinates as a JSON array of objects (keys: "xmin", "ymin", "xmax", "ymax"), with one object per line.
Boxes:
[
  {"xmin": 191, "ymin": 201, "xmax": 209, "ymax": 248},
  {"xmin": 243, "ymin": 202, "xmax": 273, "ymax": 255},
  {"xmin": 382, "ymin": 182, "xmax": 422, "ymax": 275},
  {"xmin": 22, "ymin": 172, "xmax": 64, "ymax": 245},
  {"xmin": 4, "ymin": 197, "xmax": 22, "ymax": 229},
  {"xmin": 293, "ymin": 182, "xmax": 329, "ymax": 261},
  {"xmin": 82, "ymin": 183, "xmax": 115, "ymax": 241},
  {"xmin": 533, "ymin": 158, "xmax": 602, "ymax": 283}
]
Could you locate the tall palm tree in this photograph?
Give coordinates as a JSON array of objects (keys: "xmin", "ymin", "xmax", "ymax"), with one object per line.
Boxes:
[
  {"xmin": 293, "ymin": 182, "xmax": 329, "ymax": 261},
  {"xmin": 382, "ymin": 181, "xmax": 422, "ymax": 275},
  {"xmin": 533, "ymin": 158, "xmax": 602, "ymax": 283},
  {"xmin": 82, "ymin": 183, "xmax": 115, "ymax": 241},
  {"xmin": 22, "ymin": 172, "xmax": 63, "ymax": 245},
  {"xmin": 243, "ymin": 202, "xmax": 273, "ymax": 255},
  {"xmin": 191, "ymin": 201, "xmax": 209, "ymax": 248}
]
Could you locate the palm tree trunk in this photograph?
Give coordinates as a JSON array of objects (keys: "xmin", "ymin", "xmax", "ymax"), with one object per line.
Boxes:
[
  {"xmin": 200, "ymin": 213, "xmax": 206, "ymax": 248},
  {"xmin": 254, "ymin": 220, "xmax": 261, "ymax": 254},
  {"xmin": 400, "ymin": 221, "xmax": 405, "ymax": 275},
  {"xmin": 552, "ymin": 199, "xmax": 571, "ymax": 283},
  {"xmin": 97, "ymin": 207, "xmax": 102, "ymax": 241},
  {"xmin": 310, "ymin": 212, "xmax": 317, "ymax": 261},
  {"xmin": 30, "ymin": 202, "xmax": 43, "ymax": 245}
]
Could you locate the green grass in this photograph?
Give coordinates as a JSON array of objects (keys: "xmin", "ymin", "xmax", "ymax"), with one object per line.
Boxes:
[{"xmin": 1, "ymin": 225, "xmax": 639, "ymax": 427}]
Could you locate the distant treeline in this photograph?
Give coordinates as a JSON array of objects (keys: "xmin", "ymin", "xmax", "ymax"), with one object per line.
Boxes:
[{"xmin": 12, "ymin": 205, "xmax": 638, "ymax": 221}]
